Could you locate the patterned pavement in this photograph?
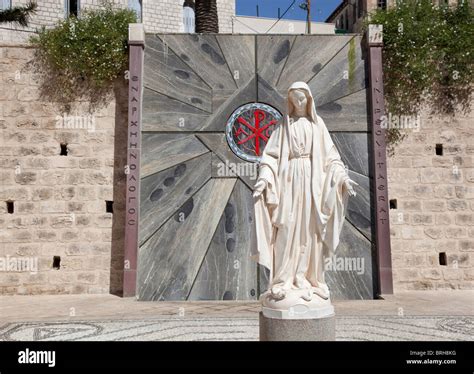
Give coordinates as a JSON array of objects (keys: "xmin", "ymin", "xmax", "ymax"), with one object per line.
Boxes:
[{"xmin": 0, "ymin": 316, "xmax": 472, "ymax": 341}]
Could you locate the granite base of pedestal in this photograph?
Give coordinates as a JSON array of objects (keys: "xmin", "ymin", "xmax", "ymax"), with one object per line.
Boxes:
[{"xmin": 259, "ymin": 312, "xmax": 336, "ymax": 341}]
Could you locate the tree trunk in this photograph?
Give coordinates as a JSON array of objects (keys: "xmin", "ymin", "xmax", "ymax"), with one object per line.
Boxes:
[{"xmin": 195, "ymin": 0, "xmax": 219, "ymax": 33}]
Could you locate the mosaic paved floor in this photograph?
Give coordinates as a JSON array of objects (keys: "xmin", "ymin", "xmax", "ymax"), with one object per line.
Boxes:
[{"xmin": 0, "ymin": 316, "xmax": 472, "ymax": 341}]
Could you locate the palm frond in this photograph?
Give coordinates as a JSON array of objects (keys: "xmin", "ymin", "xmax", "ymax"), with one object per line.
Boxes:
[{"xmin": 0, "ymin": 1, "xmax": 38, "ymax": 27}]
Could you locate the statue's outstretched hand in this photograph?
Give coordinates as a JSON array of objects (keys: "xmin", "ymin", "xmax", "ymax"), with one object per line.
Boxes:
[
  {"xmin": 253, "ymin": 179, "xmax": 267, "ymax": 199},
  {"xmin": 344, "ymin": 179, "xmax": 358, "ymax": 197}
]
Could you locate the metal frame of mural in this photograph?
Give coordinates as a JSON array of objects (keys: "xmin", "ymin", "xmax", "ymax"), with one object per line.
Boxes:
[{"xmin": 123, "ymin": 26, "xmax": 393, "ymax": 300}]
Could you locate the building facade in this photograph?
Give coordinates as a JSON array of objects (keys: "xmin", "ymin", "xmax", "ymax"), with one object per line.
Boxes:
[
  {"xmin": 0, "ymin": 0, "xmax": 236, "ymax": 42},
  {"xmin": 232, "ymin": 15, "xmax": 335, "ymax": 34},
  {"xmin": 326, "ymin": 0, "xmax": 461, "ymax": 33}
]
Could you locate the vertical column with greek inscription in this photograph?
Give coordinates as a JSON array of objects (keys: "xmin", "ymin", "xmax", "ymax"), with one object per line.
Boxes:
[
  {"xmin": 367, "ymin": 25, "xmax": 394, "ymax": 295},
  {"xmin": 124, "ymin": 24, "xmax": 145, "ymax": 297}
]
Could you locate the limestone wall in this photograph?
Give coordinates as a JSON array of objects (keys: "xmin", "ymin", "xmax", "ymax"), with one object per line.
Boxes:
[
  {"xmin": 0, "ymin": 44, "xmax": 128, "ymax": 295},
  {"xmin": 387, "ymin": 108, "xmax": 474, "ymax": 291}
]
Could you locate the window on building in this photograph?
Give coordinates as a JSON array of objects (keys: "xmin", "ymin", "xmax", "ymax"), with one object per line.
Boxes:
[
  {"xmin": 345, "ymin": 9, "xmax": 349, "ymax": 30},
  {"xmin": 352, "ymin": 1, "xmax": 357, "ymax": 22},
  {"xmin": 0, "ymin": 0, "xmax": 11, "ymax": 10},
  {"xmin": 65, "ymin": 0, "xmax": 80, "ymax": 18},
  {"xmin": 377, "ymin": 0, "xmax": 387, "ymax": 9},
  {"xmin": 341, "ymin": 13, "xmax": 345, "ymax": 30},
  {"xmin": 182, "ymin": 0, "xmax": 195, "ymax": 33},
  {"xmin": 358, "ymin": 0, "xmax": 363, "ymax": 18},
  {"xmin": 128, "ymin": 0, "xmax": 142, "ymax": 22}
]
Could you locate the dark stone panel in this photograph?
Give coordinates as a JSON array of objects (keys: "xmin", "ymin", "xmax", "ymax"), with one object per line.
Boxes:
[
  {"xmin": 144, "ymin": 35, "xmax": 213, "ymax": 112},
  {"xmin": 201, "ymin": 76, "xmax": 257, "ymax": 132},
  {"xmin": 317, "ymin": 89, "xmax": 369, "ymax": 132},
  {"xmin": 326, "ymin": 220, "xmax": 374, "ymax": 300},
  {"xmin": 216, "ymin": 35, "xmax": 255, "ymax": 89},
  {"xmin": 138, "ymin": 34, "xmax": 376, "ymax": 302},
  {"xmin": 346, "ymin": 170, "xmax": 372, "ymax": 240},
  {"xmin": 141, "ymin": 133, "xmax": 209, "ymax": 178},
  {"xmin": 196, "ymin": 133, "xmax": 257, "ymax": 189},
  {"xmin": 139, "ymin": 152, "xmax": 211, "ymax": 246},
  {"xmin": 137, "ymin": 178, "xmax": 236, "ymax": 301},
  {"xmin": 142, "ymin": 88, "xmax": 210, "ymax": 132},
  {"xmin": 276, "ymin": 35, "xmax": 353, "ymax": 92},
  {"xmin": 331, "ymin": 132, "xmax": 370, "ymax": 177},
  {"xmin": 257, "ymin": 75, "xmax": 286, "ymax": 114},
  {"xmin": 258, "ymin": 265, "xmax": 270, "ymax": 297},
  {"xmin": 256, "ymin": 35, "xmax": 296, "ymax": 87},
  {"xmin": 156, "ymin": 34, "xmax": 237, "ymax": 90},
  {"xmin": 309, "ymin": 36, "xmax": 367, "ymax": 107},
  {"xmin": 188, "ymin": 180, "xmax": 258, "ymax": 300}
]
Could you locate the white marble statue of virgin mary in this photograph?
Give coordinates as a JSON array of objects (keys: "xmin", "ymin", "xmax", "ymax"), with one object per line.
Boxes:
[{"xmin": 252, "ymin": 81, "xmax": 357, "ymax": 311}]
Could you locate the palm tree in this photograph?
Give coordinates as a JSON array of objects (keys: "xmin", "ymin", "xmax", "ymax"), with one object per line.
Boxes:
[
  {"xmin": 0, "ymin": 1, "xmax": 37, "ymax": 27},
  {"xmin": 195, "ymin": 0, "xmax": 218, "ymax": 33}
]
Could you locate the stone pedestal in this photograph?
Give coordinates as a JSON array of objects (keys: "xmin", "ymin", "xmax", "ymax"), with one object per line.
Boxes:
[{"xmin": 259, "ymin": 312, "xmax": 336, "ymax": 341}]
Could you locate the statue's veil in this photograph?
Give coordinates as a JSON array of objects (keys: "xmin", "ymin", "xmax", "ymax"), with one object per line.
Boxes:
[{"xmin": 286, "ymin": 81, "xmax": 318, "ymax": 124}]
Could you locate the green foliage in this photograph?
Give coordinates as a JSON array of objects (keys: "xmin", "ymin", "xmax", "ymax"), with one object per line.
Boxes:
[
  {"xmin": 365, "ymin": 0, "xmax": 473, "ymax": 151},
  {"xmin": 30, "ymin": 2, "xmax": 136, "ymax": 111}
]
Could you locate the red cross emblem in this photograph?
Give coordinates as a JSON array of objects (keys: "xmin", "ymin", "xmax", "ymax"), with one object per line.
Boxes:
[{"xmin": 226, "ymin": 103, "xmax": 281, "ymax": 162}]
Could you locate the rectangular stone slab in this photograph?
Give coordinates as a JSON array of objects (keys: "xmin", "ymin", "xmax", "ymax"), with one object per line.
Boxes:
[
  {"xmin": 216, "ymin": 35, "xmax": 255, "ymax": 89},
  {"xmin": 144, "ymin": 35, "xmax": 213, "ymax": 113},
  {"xmin": 139, "ymin": 152, "xmax": 211, "ymax": 246},
  {"xmin": 276, "ymin": 35, "xmax": 353, "ymax": 92},
  {"xmin": 200, "ymin": 76, "xmax": 257, "ymax": 132},
  {"xmin": 156, "ymin": 34, "xmax": 237, "ymax": 91},
  {"xmin": 196, "ymin": 133, "xmax": 257, "ymax": 190},
  {"xmin": 317, "ymin": 89, "xmax": 369, "ymax": 132},
  {"xmin": 331, "ymin": 132, "xmax": 370, "ymax": 177},
  {"xmin": 309, "ymin": 36, "xmax": 367, "ymax": 107},
  {"xmin": 188, "ymin": 180, "xmax": 258, "ymax": 301},
  {"xmin": 346, "ymin": 170, "xmax": 373, "ymax": 241},
  {"xmin": 141, "ymin": 133, "xmax": 209, "ymax": 178},
  {"xmin": 257, "ymin": 75, "xmax": 286, "ymax": 114},
  {"xmin": 142, "ymin": 88, "xmax": 210, "ymax": 132},
  {"xmin": 256, "ymin": 35, "xmax": 295, "ymax": 87},
  {"xmin": 325, "ymin": 220, "xmax": 374, "ymax": 300},
  {"xmin": 137, "ymin": 178, "xmax": 236, "ymax": 301}
]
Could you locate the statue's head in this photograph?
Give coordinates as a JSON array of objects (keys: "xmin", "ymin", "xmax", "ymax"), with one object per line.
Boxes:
[
  {"xmin": 288, "ymin": 89, "xmax": 309, "ymax": 116},
  {"xmin": 287, "ymin": 82, "xmax": 317, "ymax": 123}
]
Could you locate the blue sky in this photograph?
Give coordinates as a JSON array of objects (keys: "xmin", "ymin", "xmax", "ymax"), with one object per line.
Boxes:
[{"xmin": 236, "ymin": 0, "xmax": 343, "ymax": 22}]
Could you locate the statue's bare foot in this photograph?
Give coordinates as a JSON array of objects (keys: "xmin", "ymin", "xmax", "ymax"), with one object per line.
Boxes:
[
  {"xmin": 295, "ymin": 277, "xmax": 312, "ymax": 290},
  {"xmin": 312, "ymin": 286, "xmax": 330, "ymax": 300},
  {"xmin": 270, "ymin": 286, "xmax": 286, "ymax": 300},
  {"xmin": 318, "ymin": 282, "xmax": 330, "ymax": 296},
  {"xmin": 300, "ymin": 289, "xmax": 313, "ymax": 301}
]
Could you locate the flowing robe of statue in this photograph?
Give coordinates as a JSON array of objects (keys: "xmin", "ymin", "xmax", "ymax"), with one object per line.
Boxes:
[{"xmin": 252, "ymin": 82, "xmax": 355, "ymax": 307}]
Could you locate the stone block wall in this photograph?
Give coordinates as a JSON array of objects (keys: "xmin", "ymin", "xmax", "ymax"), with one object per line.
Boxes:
[
  {"xmin": 0, "ymin": 44, "xmax": 128, "ymax": 295},
  {"xmin": 0, "ymin": 0, "xmax": 236, "ymax": 43},
  {"xmin": 387, "ymin": 108, "xmax": 474, "ymax": 291},
  {"xmin": 142, "ymin": 0, "xmax": 234, "ymax": 33},
  {"xmin": 217, "ymin": 0, "xmax": 235, "ymax": 33}
]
